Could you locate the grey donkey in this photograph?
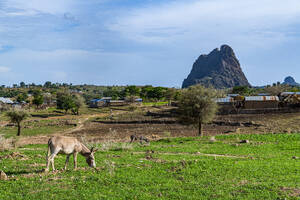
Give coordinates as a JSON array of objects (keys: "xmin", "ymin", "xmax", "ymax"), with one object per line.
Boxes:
[
  {"xmin": 130, "ymin": 135, "xmax": 150, "ymax": 144},
  {"xmin": 45, "ymin": 136, "xmax": 98, "ymax": 172}
]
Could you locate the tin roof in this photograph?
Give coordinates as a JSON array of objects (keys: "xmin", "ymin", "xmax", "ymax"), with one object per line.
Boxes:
[
  {"xmin": 227, "ymin": 94, "xmax": 240, "ymax": 97},
  {"xmin": 215, "ymin": 97, "xmax": 234, "ymax": 103},
  {"xmin": 257, "ymin": 93, "xmax": 271, "ymax": 96},
  {"xmin": 280, "ymin": 92, "xmax": 300, "ymax": 96},
  {"xmin": 0, "ymin": 97, "xmax": 14, "ymax": 104},
  {"xmin": 281, "ymin": 92, "xmax": 295, "ymax": 96},
  {"xmin": 90, "ymin": 99, "xmax": 104, "ymax": 102},
  {"xmin": 245, "ymin": 96, "xmax": 279, "ymax": 101}
]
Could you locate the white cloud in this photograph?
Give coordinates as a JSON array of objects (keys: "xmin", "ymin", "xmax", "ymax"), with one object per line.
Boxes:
[
  {"xmin": 109, "ymin": 0, "xmax": 300, "ymax": 46},
  {"xmin": 3, "ymin": 0, "xmax": 76, "ymax": 15},
  {"xmin": 0, "ymin": 66, "xmax": 10, "ymax": 73}
]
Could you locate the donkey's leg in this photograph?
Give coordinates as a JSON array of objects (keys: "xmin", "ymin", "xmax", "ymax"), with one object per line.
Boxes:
[
  {"xmin": 64, "ymin": 154, "xmax": 71, "ymax": 170},
  {"xmin": 73, "ymin": 152, "xmax": 78, "ymax": 170},
  {"xmin": 50, "ymin": 154, "xmax": 57, "ymax": 172}
]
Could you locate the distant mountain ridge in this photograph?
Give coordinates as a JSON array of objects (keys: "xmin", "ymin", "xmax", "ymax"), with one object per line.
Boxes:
[
  {"xmin": 282, "ymin": 76, "xmax": 300, "ymax": 86},
  {"xmin": 182, "ymin": 45, "xmax": 250, "ymax": 89}
]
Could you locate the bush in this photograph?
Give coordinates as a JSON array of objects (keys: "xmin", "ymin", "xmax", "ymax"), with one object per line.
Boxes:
[{"xmin": 0, "ymin": 135, "xmax": 15, "ymax": 151}]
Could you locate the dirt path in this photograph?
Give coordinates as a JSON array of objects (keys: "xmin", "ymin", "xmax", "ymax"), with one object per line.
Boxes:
[
  {"xmin": 17, "ymin": 111, "xmax": 128, "ymax": 146},
  {"xmin": 17, "ymin": 114, "xmax": 105, "ymax": 145},
  {"xmin": 133, "ymin": 151, "xmax": 250, "ymax": 159}
]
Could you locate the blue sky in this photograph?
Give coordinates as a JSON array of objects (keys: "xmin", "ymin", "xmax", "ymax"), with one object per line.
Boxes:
[{"xmin": 0, "ymin": 0, "xmax": 300, "ymax": 87}]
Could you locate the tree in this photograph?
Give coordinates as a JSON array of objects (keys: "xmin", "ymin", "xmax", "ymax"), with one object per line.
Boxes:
[
  {"xmin": 6, "ymin": 110, "xmax": 29, "ymax": 136},
  {"xmin": 232, "ymin": 86, "xmax": 249, "ymax": 95},
  {"xmin": 44, "ymin": 81, "xmax": 52, "ymax": 88},
  {"xmin": 103, "ymin": 87, "xmax": 120, "ymax": 100},
  {"xmin": 43, "ymin": 93, "xmax": 53, "ymax": 106},
  {"xmin": 32, "ymin": 90, "xmax": 44, "ymax": 108},
  {"xmin": 263, "ymin": 84, "xmax": 290, "ymax": 96},
  {"xmin": 140, "ymin": 86, "xmax": 167, "ymax": 101},
  {"xmin": 177, "ymin": 85, "xmax": 219, "ymax": 136},
  {"xmin": 71, "ymin": 94, "xmax": 86, "ymax": 115},
  {"xmin": 165, "ymin": 88, "xmax": 177, "ymax": 105},
  {"xmin": 56, "ymin": 92, "xmax": 76, "ymax": 113},
  {"xmin": 123, "ymin": 86, "xmax": 140, "ymax": 97},
  {"xmin": 20, "ymin": 82, "xmax": 26, "ymax": 88},
  {"xmin": 16, "ymin": 93, "xmax": 28, "ymax": 103}
]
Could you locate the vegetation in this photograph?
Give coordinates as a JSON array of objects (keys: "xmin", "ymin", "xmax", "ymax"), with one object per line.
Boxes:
[
  {"xmin": 6, "ymin": 110, "xmax": 30, "ymax": 136},
  {"xmin": 32, "ymin": 90, "xmax": 44, "ymax": 108},
  {"xmin": 72, "ymin": 94, "xmax": 86, "ymax": 115},
  {"xmin": 0, "ymin": 133, "xmax": 299, "ymax": 199},
  {"xmin": 177, "ymin": 85, "xmax": 219, "ymax": 136},
  {"xmin": 56, "ymin": 92, "xmax": 76, "ymax": 113}
]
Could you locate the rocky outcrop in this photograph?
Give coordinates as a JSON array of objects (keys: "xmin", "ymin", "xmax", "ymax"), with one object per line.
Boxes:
[
  {"xmin": 282, "ymin": 76, "xmax": 300, "ymax": 86},
  {"xmin": 182, "ymin": 45, "xmax": 250, "ymax": 89}
]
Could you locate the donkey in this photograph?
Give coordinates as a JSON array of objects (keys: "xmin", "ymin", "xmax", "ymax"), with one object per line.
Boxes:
[
  {"xmin": 130, "ymin": 135, "xmax": 150, "ymax": 144},
  {"xmin": 45, "ymin": 136, "xmax": 98, "ymax": 172}
]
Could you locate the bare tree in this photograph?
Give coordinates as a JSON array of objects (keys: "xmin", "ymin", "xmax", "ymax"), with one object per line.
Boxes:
[
  {"xmin": 177, "ymin": 85, "xmax": 219, "ymax": 136},
  {"xmin": 6, "ymin": 110, "xmax": 30, "ymax": 136}
]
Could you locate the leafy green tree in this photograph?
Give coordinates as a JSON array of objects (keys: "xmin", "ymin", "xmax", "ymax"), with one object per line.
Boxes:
[
  {"xmin": 44, "ymin": 81, "xmax": 52, "ymax": 88},
  {"xmin": 32, "ymin": 90, "xmax": 44, "ymax": 108},
  {"xmin": 6, "ymin": 110, "xmax": 30, "ymax": 136},
  {"xmin": 16, "ymin": 93, "xmax": 28, "ymax": 103},
  {"xmin": 103, "ymin": 87, "xmax": 120, "ymax": 100},
  {"xmin": 177, "ymin": 85, "xmax": 219, "ymax": 136},
  {"xmin": 140, "ymin": 85, "xmax": 153, "ymax": 99},
  {"xmin": 123, "ymin": 86, "xmax": 140, "ymax": 97},
  {"xmin": 56, "ymin": 92, "xmax": 76, "ymax": 113},
  {"xmin": 20, "ymin": 82, "xmax": 26, "ymax": 88},
  {"xmin": 140, "ymin": 86, "xmax": 167, "ymax": 101},
  {"xmin": 232, "ymin": 86, "xmax": 249, "ymax": 95}
]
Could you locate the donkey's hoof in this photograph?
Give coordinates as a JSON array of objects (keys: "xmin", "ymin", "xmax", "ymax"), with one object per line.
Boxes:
[{"xmin": 43, "ymin": 168, "xmax": 49, "ymax": 173}]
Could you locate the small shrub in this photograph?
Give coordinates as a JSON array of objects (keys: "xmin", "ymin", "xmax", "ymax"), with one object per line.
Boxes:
[
  {"xmin": 104, "ymin": 160, "xmax": 116, "ymax": 176},
  {"xmin": 163, "ymin": 131, "xmax": 171, "ymax": 137},
  {"xmin": 128, "ymin": 105, "xmax": 137, "ymax": 112},
  {"xmin": 0, "ymin": 135, "xmax": 15, "ymax": 151},
  {"xmin": 100, "ymin": 141, "xmax": 133, "ymax": 151}
]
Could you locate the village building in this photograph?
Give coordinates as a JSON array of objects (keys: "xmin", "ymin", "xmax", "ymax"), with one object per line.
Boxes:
[{"xmin": 243, "ymin": 96, "xmax": 279, "ymax": 109}]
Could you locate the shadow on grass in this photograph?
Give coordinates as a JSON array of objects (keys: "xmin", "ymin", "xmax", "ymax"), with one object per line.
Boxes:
[
  {"xmin": 31, "ymin": 113, "xmax": 64, "ymax": 118},
  {"xmin": 5, "ymin": 169, "xmax": 44, "ymax": 176},
  {"xmin": 92, "ymin": 120, "xmax": 178, "ymax": 124}
]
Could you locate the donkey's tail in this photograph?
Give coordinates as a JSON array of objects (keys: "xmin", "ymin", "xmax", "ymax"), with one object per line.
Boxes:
[{"xmin": 46, "ymin": 138, "xmax": 52, "ymax": 160}]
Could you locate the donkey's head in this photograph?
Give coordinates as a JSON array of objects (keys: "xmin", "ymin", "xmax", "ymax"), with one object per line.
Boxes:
[{"xmin": 85, "ymin": 147, "xmax": 98, "ymax": 168}]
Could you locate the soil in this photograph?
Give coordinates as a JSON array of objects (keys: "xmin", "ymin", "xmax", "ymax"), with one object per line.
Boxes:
[{"xmin": 17, "ymin": 107, "xmax": 300, "ymax": 145}]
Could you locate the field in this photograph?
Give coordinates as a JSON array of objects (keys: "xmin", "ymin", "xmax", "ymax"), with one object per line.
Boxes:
[
  {"xmin": 0, "ymin": 105, "xmax": 300, "ymax": 199},
  {"xmin": 0, "ymin": 134, "xmax": 300, "ymax": 199}
]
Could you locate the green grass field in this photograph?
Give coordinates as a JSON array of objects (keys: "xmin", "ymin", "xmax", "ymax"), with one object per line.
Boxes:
[{"xmin": 0, "ymin": 133, "xmax": 299, "ymax": 199}]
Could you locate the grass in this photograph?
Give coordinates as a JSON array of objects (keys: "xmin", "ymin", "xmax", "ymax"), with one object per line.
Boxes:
[
  {"xmin": 0, "ymin": 118, "xmax": 76, "ymax": 138},
  {"xmin": 0, "ymin": 106, "xmax": 109, "ymax": 138},
  {"xmin": 0, "ymin": 133, "xmax": 299, "ymax": 199},
  {"xmin": 143, "ymin": 101, "xmax": 169, "ymax": 106}
]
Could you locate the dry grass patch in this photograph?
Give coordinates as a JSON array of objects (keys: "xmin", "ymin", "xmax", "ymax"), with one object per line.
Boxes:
[
  {"xmin": 100, "ymin": 141, "xmax": 133, "ymax": 151},
  {"xmin": 0, "ymin": 135, "xmax": 16, "ymax": 151}
]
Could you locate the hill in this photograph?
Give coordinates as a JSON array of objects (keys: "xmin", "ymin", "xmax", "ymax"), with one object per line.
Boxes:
[
  {"xmin": 182, "ymin": 45, "xmax": 250, "ymax": 89},
  {"xmin": 282, "ymin": 76, "xmax": 300, "ymax": 86}
]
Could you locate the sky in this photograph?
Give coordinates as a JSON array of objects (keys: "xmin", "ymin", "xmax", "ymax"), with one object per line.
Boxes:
[{"xmin": 0, "ymin": 0, "xmax": 300, "ymax": 87}]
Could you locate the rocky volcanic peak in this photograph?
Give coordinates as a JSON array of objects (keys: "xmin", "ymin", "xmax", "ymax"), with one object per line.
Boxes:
[
  {"xmin": 182, "ymin": 45, "xmax": 250, "ymax": 89},
  {"xmin": 282, "ymin": 76, "xmax": 300, "ymax": 86}
]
